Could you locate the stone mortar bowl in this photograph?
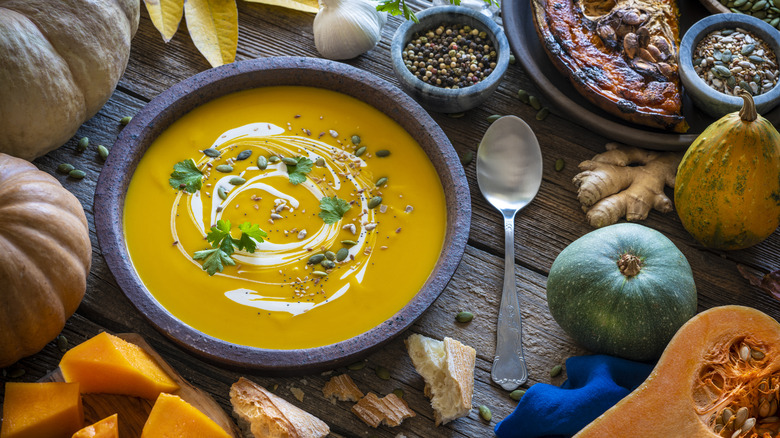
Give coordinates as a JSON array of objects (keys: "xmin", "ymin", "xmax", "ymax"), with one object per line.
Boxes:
[
  {"xmin": 390, "ymin": 5, "xmax": 510, "ymax": 114},
  {"xmin": 94, "ymin": 56, "xmax": 471, "ymax": 375},
  {"xmin": 679, "ymin": 13, "xmax": 780, "ymax": 119}
]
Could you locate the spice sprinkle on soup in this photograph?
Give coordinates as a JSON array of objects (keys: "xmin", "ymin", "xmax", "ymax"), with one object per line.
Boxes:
[{"xmin": 124, "ymin": 86, "xmax": 446, "ymax": 350}]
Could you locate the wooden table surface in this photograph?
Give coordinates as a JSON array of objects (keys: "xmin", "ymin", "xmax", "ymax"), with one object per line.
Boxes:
[{"xmin": 4, "ymin": 1, "xmax": 780, "ymax": 437}]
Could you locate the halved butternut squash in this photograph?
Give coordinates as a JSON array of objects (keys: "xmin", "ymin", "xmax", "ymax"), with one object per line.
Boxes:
[{"xmin": 575, "ymin": 305, "xmax": 780, "ymax": 437}]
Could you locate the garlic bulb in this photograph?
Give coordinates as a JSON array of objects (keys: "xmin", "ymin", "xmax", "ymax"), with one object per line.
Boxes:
[{"xmin": 314, "ymin": 0, "xmax": 387, "ymax": 60}]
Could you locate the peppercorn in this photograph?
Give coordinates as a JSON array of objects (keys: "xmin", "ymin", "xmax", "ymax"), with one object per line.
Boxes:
[{"xmin": 402, "ymin": 23, "xmax": 497, "ymax": 89}]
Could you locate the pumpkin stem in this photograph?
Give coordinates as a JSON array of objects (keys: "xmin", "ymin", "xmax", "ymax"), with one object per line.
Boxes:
[
  {"xmin": 618, "ymin": 253, "xmax": 643, "ymax": 278},
  {"xmin": 738, "ymin": 91, "xmax": 758, "ymax": 122}
]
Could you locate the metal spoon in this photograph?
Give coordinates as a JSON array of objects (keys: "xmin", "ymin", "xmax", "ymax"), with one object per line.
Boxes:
[{"xmin": 476, "ymin": 115, "xmax": 543, "ymax": 391}]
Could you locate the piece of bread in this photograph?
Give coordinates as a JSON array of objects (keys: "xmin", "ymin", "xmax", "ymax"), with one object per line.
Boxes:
[
  {"xmin": 405, "ymin": 334, "xmax": 476, "ymax": 425},
  {"xmin": 322, "ymin": 374, "xmax": 364, "ymax": 402},
  {"xmin": 229, "ymin": 377, "xmax": 329, "ymax": 438},
  {"xmin": 351, "ymin": 392, "xmax": 416, "ymax": 428}
]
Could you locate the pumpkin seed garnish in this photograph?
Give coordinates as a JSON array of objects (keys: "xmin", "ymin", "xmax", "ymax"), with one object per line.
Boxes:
[
  {"xmin": 57, "ymin": 163, "xmax": 75, "ymax": 173},
  {"xmin": 351, "ymin": 135, "xmax": 361, "ymax": 145},
  {"xmin": 376, "ymin": 366, "xmax": 391, "ymax": 380},
  {"xmin": 550, "ymin": 364, "xmax": 563, "ymax": 377},
  {"xmin": 510, "ymin": 389, "xmax": 525, "ymax": 401},
  {"xmin": 341, "ymin": 240, "xmax": 357, "ymax": 246},
  {"xmin": 555, "ymin": 158, "xmax": 565, "ymax": 172},
  {"xmin": 375, "ymin": 149, "xmax": 391, "ymax": 157},
  {"xmin": 324, "ymin": 251, "xmax": 336, "ymax": 261},
  {"xmin": 393, "ymin": 388, "xmax": 404, "ymax": 399},
  {"xmin": 56, "ymin": 334, "xmax": 69, "ymax": 352},
  {"xmin": 461, "ymin": 150, "xmax": 474, "ymax": 166},
  {"xmin": 229, "ymin": 177, "xmax": 246, "ymax": 186},
  {"xmin": 347, "ymin": 360, "xmax": 366, "ymax": 370},
  {"xmin": 487, "ymin": 114, "xmax": 502, "ymax": 123},
  {"xmin": 217, "ymin": 187, "xmax": 227, "ymax": 200},
  {"xmin": 308, "ymin": 254, "xmax": 325, "ymax": 265},
  {"xmin": 98, "ymin": 145, "xmax": 109, "ymax": 160},
  {"xmin": 315, "ymin": 157, "xmax": 326, "ymax": 167},
  {"xmin": 204, "ymin": 147, "xmax": 220, "ymax": 157},
  {"xmin": 216, "ymin": 164, "xmax": 233, "ymax": 173},
  {"xmin": 375, "ymin": 177, "xmax": 388, "ymax": 187},
  {"xmin": 312, "ymin": 270, "xmax": 328, "ymax": 277},
  {"xmin": 268, "ymin": 155, "xmax": 280, "ymax": 163},
  {"xmin": 478, "ymin": 405, "xmax": 492, "ymax": 422},
  {"xmin": 257, "ymin": 155, "xmax": 268, "ymax": 170},
  {"xmin": 321, "ymin": 259, "xmax": 336, "ymax": 270},
  {"xmin": 368, "ymin": 196, "xmax": 382, "ymax": 209},
  {"xmin": 455, "ymin": 311, "xmax": 474, "ymax": 323},
  {"xmin": 77, "ymin": 137, "xmax": 89, "ymax": 152},
  {"xmin": 355, "ymin": 146, "xmax": 367, "ymax": 157},
  {"xmin": 120, "ymin": 116, "xmax": 132, "ymax": 125},
  {"xmin": 336, "ymin": 247, "xmax": 349, "ymax": 262},
  {"xmin": 281, "ymin": 156, "xmax": 298, "ymax": 166},
  {"xmin": 69, "ymin": 169, "xmax": 86, "ymax": 179},
  {"xmin": 236, "ymin": 150, "xmax": 252, "ymax": 161}
]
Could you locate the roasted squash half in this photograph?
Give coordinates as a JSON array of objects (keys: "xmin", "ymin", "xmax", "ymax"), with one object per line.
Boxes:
[
  {"xmin": 531, "ymin": 0, "xmax": 688, "ymax": 132},
  {"xmin": 575, "ymin": 305, "xmax": 780, "ymax": 437}
]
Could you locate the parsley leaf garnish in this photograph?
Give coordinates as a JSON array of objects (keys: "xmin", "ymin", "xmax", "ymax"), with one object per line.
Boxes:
[
  {"xmin": 286, "ymin": 156, "xmax": 314, "ymax": 185},
  {"xmin": 169, "ymin": 159, "xmax": 203, "ymax": 193},
  {"xmin": 193, "ymin": 219, "xmax": 267, "ymax": 275},
  {"xmin": 236, "ymin": 222, "xmax": 268, "ymax": 253},
  {"xmin": 318, "ymin": 196, "xmax": 352, "ymax": 224}
]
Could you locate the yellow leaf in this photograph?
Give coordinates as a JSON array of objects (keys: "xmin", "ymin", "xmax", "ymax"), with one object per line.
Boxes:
[
  {"xmin": 243, "ymin": 0, "xmax": 318, "ymax": 13},
  {"xmin": 144, "ymin": 0, "xmax": 185, "ymax": 42},
  {"xmin": 184, "ymin": 0, "xmax": 238, "ymax": 68}
]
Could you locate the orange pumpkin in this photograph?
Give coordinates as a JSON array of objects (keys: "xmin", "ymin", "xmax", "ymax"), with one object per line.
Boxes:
[
  {"xmin": 0, "ymin": 153, "xmax": 91, "ymax": 367},
  {"xmin": 575, "ymin": 305, "xmax": 780, "ymax": 437}
]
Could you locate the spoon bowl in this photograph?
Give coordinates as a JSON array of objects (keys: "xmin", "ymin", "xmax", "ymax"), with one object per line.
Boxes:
[{"xmin": 476, "ymin": 115, "xmax": 543, "ymax": 390}]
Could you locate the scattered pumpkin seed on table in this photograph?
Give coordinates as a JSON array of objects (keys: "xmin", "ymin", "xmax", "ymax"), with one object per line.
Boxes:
[
  {"xmin": 448, "ymin": 112, "xmax": 466, "ymax": 118},
  {"xmin": 529, "ymin": 95, "xmax": 542, "ymax": 110},
  {"xmin": 77, "ymin": 137, "xmax": 89, "ymax": 152},
  {"xmin": 461, "ymin": 150, "xmax": 474, "ymax": 166},
  {"xmin": 57, "ymin": 163, "xmax": 75, "ymax": 173},
  {"xmin": 456, "ymin": 311, "xmax": 474, "ymax": 323},
  {"xmin": 550, "ymin": 364, "xmax": 563, "ymax": 377},
  {"xmin": 510, "ymin": 389, "xmax": 526, "ymax": 401},
  {"xmin": 536, "ymin": 107, "xmax": 550, "ymax": 121},
  {"xmin": 69, "ymin": 169, "xmax": 86, "ymax": 179},
  {"xmin": 119, "ymin": 116, "xmax": 132, "ymax": 125},
  {"xmin": 479, "ymin": 405, "xmax": 492, "ymax": 422},
  {"xmin": 518, "ymin": 89, "xmax": 531, "ymax": 104},
  {"xmin": 98, "ymin": 145, "xmax": 109, "ymax": 160},
  {"xmin": 393, "ymin": 388, "xmax": 404, "ymax": 398},
  {"xmin": 348, "ymin": 360, "xmax": 366, "ymax": 370},
  {"xmin": 555, "ymin": 158, "xmax": 565, "ymax": 172},
  {"xmin": 376, "ymin": 366, "xmax": 391, "ymax": 380},
  {"xmin": 56, "ymin": 334, "xmax": 68, "ymax": 352},
  {"xmin": 487, "ymin": 114, "xmax": 502, "ymax": 123}
]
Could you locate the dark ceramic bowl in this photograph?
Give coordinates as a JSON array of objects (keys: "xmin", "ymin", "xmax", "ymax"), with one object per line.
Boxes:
[
  {"xmin": 390, "ymin": 6, "xmax": 510, "ymax": 113},
  {"xmin": 94, "ymin": 57, "xmax": 470, "ymax": 374},
  {"xmin": 679, "ymin": 14, "xmax": 780, "ymax": 119}
]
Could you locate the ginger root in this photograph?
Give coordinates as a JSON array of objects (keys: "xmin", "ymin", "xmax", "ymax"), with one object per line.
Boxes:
[{"xmin": 572, "ymin": 142, "xmax": 683, "ymax": 228}]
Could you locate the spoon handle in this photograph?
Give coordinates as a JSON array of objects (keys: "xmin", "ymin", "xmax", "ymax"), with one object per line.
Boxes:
[{"xmin": 491, "ymin": 213, "xmax": 528, "ymax": 391}]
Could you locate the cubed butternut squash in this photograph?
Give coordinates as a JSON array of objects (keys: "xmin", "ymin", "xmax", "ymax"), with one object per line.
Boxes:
[
  {"xmin": 72, "ymin": 413, "xmax": 118, "ymax": 438},
  {"xmin": 60, "ymin": 332, "xmax": 179, "ymax": 399},
  {"xmin": 0, "ymin": 382, "xmax": 84, "ymax": 438},
  {"xmin": 140, "ymin": 393, "xmax": 231, "ymax": 438}
]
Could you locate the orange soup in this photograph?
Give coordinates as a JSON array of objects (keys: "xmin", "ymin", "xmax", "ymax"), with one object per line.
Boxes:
[{"xmin": 124, "ymin": 86, "xmax": 446, "ymax": 349}]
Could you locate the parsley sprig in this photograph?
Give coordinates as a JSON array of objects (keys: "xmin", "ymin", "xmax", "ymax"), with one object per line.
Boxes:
[
  {"xmin": 285, "ymin": 156, "xmax": 314, "ymax": 185},
  {"xmin": 193, "ymin": 220, "xmax": 268, "ymax": 275},
  {"xmin": 169, "ymin": 159, "xmax": 203, "ymax": 193},
  {"xmin": 319, "ymin": 196, "xmax": 352, "ymax": 224},
  {"xmin": 376, "ymin": 0, "xmax": 499, "ymax": 22}
]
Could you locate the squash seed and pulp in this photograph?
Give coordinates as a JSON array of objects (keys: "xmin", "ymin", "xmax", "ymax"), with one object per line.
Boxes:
[
  {"xmin": 124, "ymin": 86, "xmax": 446, "ymax": 349},
  {"xmin": 696, "ymin": 337, "xmax": 780, "ymax": 437}
]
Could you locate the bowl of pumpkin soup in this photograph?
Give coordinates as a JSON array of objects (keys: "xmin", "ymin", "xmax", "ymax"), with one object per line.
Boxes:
[{"xmin": 94, "ymin": 57, "xmax": 470, "ymax": 373}]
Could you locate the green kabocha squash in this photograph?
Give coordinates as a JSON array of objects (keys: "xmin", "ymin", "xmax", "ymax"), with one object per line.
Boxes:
[
  {"xmin": 0, "ymin": 0, "xmax": 139, "ymax": 160},
  {"xmin": 675, "ymin": 92, "xmax": 780, "ymax": 250},
  {"xmin": 546, "ymin": 223, "xmax": 697, "ymax": 362}
]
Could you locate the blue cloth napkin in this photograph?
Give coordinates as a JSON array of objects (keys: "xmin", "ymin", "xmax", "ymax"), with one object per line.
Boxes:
[{"xmin": 494, "ymin": 355, "xmax": 654, "ymax": 438}]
